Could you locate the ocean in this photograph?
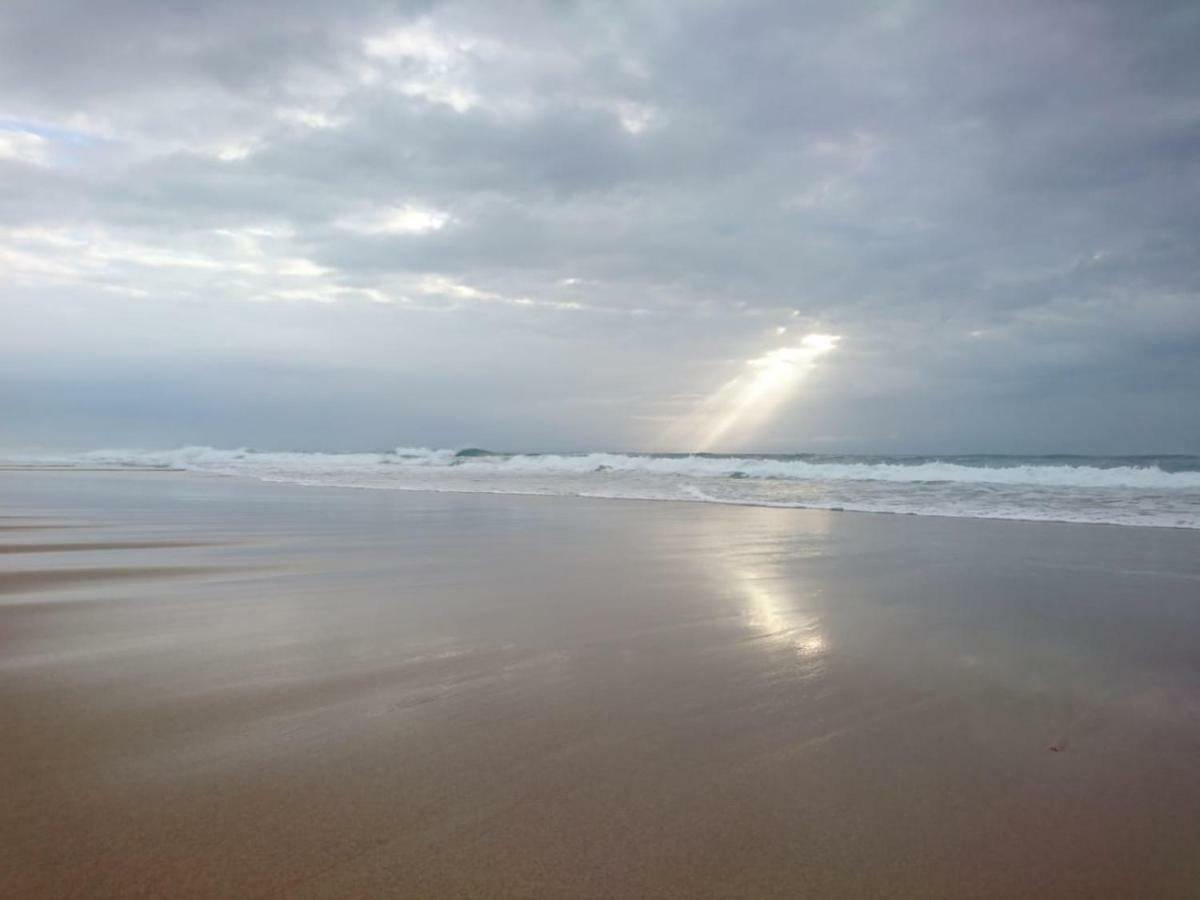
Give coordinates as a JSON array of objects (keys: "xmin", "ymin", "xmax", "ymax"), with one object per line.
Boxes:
[{"xmin": 18, "ymin": 446, "xmax": 1200, "ymax": 530}]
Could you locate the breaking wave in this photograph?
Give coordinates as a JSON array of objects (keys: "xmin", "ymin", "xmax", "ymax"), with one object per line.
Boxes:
[
  {"xmin": 70, "ymin": 446, "xmax": 1200, "ymax": 490},
  {"xmin": 15, "ymin": 446, "xmax": 1200, "ymax": 529}
]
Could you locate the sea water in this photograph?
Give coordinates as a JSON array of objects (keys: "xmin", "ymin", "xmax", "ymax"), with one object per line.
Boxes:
[{"xmin": 17, "ymin": 446, "xmax": 1200, "ymax": 530}]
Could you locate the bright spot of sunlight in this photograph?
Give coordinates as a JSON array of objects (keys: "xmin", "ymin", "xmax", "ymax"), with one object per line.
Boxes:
[
  {"xmin": 664, "ymin": 333, "xmax": 840, "ymax": 452},
  {"xmin": 734, "ymin": 567, "xmax": 827, "ymax": 657}
]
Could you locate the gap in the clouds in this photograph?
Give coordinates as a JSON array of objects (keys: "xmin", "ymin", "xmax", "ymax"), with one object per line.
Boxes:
[{"xmin": 661, "ymin": 332, "xmax": 841, "ymax": 453}]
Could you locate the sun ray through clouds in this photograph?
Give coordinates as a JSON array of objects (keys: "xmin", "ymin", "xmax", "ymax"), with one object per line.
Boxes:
[{"xmin": 663, "ymin": 333, "xmax": 840, "ymax": 452}]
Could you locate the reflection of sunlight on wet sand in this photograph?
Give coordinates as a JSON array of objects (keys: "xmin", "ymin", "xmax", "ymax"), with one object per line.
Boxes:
[
  {"xmin": 734, "ymin": 566, "xmax": 827, "ymax": 656},
  {"xmin": 685, "ymin": 510, "xmax": 833, "ymax": 663},
  {"xmin": 663, "ymin": 333, "xmax": 839, "ymax": 452}
]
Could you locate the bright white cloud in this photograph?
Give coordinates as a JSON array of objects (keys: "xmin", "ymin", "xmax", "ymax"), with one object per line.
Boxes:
[
  {"xmin": 336, "ymin": 205, "xmax": 453, "ymax": 235},
  {"xmin": 0, "ymin": 130, "xmax": 49, "ymax": 165}
]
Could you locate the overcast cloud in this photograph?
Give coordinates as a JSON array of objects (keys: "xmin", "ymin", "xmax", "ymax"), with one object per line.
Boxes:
[{"xmin": 2, "ymin": 0, "xmax": 1198, "ymax": 453}]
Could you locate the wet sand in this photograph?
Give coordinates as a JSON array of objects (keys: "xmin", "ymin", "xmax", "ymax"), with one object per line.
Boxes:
[{"xmin": 3, "ymin": 470, "xmax": 1200, "ymax": 898}]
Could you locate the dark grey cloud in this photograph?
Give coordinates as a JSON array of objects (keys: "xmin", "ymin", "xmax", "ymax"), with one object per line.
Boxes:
[{"xmin": 1, "ymin": 0, "xmax": 1198, "ymax": 452}]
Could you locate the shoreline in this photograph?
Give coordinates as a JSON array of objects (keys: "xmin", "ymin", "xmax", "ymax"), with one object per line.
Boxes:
[{"xmin": 3, "ymin": 464, "xmax": 1196, "ymax": 531}]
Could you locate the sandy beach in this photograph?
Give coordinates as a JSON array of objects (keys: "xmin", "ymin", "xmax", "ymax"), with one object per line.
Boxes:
[{"xmin": 3, "ymin": 468, "xmax": 1200, "ymax": 898}]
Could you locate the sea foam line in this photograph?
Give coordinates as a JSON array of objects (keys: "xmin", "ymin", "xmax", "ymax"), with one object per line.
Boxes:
[{"xmin": 65, "ymin": 446, "xmax": 1200, "ymax": 490}]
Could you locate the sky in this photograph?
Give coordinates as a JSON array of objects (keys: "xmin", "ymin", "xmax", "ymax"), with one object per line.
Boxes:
[{"xmin": 1, "ymin": 0, "xmax": 1198, "ymax": 454}]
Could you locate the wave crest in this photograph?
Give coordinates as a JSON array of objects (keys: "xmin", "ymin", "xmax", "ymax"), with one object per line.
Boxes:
[{"xmin": 72, "ymin": 446, "xmax": 1200, "ymax": 490}]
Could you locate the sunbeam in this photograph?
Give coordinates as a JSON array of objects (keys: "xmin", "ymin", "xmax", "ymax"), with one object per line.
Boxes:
[{"xmin": 665, "ymin": 333, "xmax": 840, "ymax": 451}]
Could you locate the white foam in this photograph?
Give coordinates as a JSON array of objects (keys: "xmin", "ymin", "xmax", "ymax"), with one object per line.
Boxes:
[
  {"xmin": 66, "ymin": 446, "xmax": 1200, "ymax": 490},
  {"xmin": 13, "ymin": 446, "xmax": 1200, "ymax": 530}
]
